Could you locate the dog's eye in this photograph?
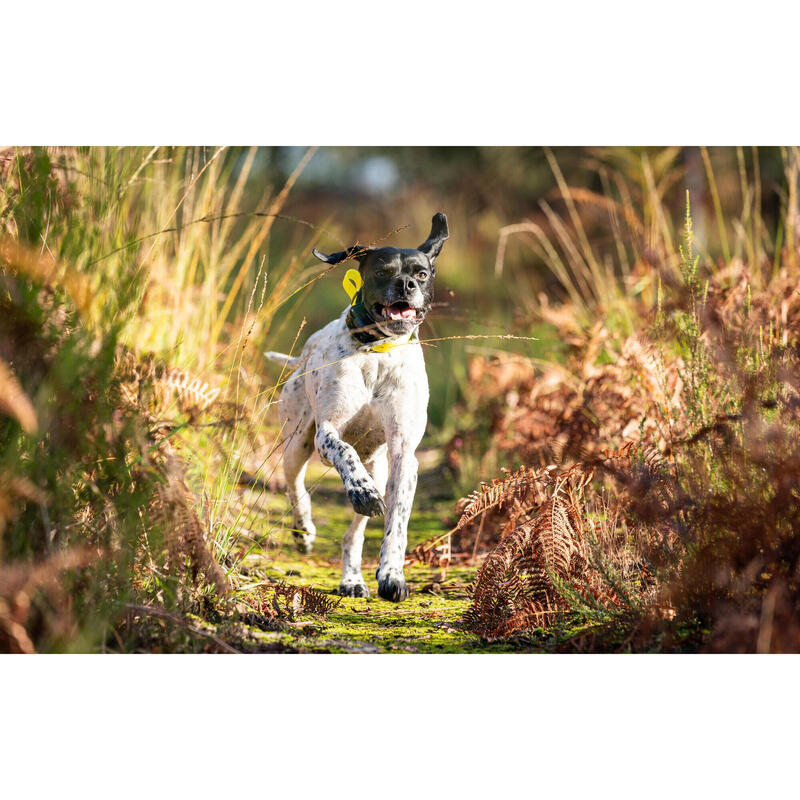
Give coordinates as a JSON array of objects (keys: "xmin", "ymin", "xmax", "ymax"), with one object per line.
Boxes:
[{"xmin": 417, "ymin": 270, "xmax": 429, "ymax": 280}]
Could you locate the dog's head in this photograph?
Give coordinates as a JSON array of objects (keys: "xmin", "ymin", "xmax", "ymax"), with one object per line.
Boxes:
[{"xmin": 312, "ymin": 213, "xmax": 449, "ymax": 337}]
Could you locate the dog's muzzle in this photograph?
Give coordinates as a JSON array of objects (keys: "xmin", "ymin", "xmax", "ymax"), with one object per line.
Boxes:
[{"xmin": 372, "ymin": 300, "xmax": 425, "ymax": 324}]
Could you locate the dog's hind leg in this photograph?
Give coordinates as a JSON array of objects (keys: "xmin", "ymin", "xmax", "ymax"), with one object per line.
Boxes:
[
  {"xmin": 339, "ymin": 447, "xmax": 388, "ymax": 598},
  {"xmin": 283, "ymin": 418, "xmax": 317, "ymax": 554}
]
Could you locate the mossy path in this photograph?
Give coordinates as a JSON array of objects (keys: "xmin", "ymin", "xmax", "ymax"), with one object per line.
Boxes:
[{"xmin": 225, "ymin": 449, "xmax": 532, "ymax": 653}]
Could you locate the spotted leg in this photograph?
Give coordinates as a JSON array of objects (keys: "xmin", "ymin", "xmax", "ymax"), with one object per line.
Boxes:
[
  {"xmin": 339, "ymin": 447, "xmax": 388, "ymax": 597},
  {"xmin": 376, "ymin": 434, "xmax": 419, "ymax": 602}
]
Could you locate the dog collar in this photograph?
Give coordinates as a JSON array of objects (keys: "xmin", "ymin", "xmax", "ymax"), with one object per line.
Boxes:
[{"xmin": 342, "ymin": 268, "xmax": 414, "ymax": 353}]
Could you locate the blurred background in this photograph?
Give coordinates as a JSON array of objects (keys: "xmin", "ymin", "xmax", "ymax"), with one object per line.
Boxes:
[{"xmin": 250, "ymin": 146, "xmax": 790, "ymax": 432}]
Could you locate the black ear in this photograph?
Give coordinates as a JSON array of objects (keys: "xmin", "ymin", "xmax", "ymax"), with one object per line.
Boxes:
[
  {"xmin": 417, "ymin": 212, "xmax": 449, "ymax": 265},
  {"xmin": 312, "ymin": 245, "xmax": 373, "ymax": 265}
]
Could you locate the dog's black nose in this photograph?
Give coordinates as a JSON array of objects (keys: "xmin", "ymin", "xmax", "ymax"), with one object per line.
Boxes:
[{"xmin": 395, "ymin": 275, "xmax": 418, "ymax": 294}]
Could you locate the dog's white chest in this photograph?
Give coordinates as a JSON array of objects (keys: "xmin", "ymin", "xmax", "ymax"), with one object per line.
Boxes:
[{"xmin": 298, "ymin": 315, "xmax": 428, "ymax": 461}]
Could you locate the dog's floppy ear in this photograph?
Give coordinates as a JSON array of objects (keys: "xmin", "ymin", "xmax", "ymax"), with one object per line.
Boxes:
[
  {"xmin": 417, "ymin": 212, "xmax": 449, "ymax": 265},
  {"xmin": 312, "ymin": 245, "xmax": 374, "ymax": 265}
]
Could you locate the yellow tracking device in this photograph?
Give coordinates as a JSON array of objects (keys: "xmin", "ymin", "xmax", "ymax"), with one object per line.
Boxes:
[{"xmin": 342, "ymin": 269, "xmax": 363, "ymax": 305}]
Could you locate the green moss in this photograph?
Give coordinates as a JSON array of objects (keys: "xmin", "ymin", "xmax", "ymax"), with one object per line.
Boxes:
[
  {"xmin": 192, "ymin": 452, "xmax": 661, "ymax": 653},
  {"xmin": 216, "ymin": 452, "xmax": 558, "ymax": 652}
]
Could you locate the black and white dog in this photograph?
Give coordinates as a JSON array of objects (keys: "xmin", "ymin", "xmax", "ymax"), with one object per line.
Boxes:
[{"xmin": 264, "ymin": 213, "xmax": 448, "ymax": 602}]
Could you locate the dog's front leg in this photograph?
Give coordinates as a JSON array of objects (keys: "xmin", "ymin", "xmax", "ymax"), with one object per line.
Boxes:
[
  {"xmin": 315, "ymin": 421, "xmax": 386, "ymax": 517},
  {"xmin": 340, "ymin": 448, "xmax": 388, "ymax": 597},
  {"xmin": 376, "ymin": 437, "xmax": 418, "ymax": 602}
]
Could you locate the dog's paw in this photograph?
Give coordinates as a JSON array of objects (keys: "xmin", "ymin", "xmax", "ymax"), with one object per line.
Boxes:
[
  {"xmin": 347, "ymin": 482, "xmax": 386, "ymax": 517},
  {"xmin": 292, "ymin": 531, "xmax": 315, "ymax": 554},
  {"xmin": 338, "ymin": 580, "xmax": 370, "ymax": 598},
  {"xmin": 376, "ymin": 571, "xmax": 409, "ymax": 603}
]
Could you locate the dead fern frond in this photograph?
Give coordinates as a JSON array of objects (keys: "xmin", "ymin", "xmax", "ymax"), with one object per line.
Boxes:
[
  {"xmin": 493, "ymin": 600, "xmax": 567, "ymax": 637},
  {"xmin": 243, "ymin": 581, "xmax": 341, "ymax": 623},
  {"xmin": 115, "ymin": 346, "xmax": 223, "ymax": 418},
  {"xmin": 460, "ymin": 448, "xmax": 662, "ymax": 639},
  {"xmin": 273, "ymin": 581, "xmax": 341, "ymax": 617},
  {"xmin": 448, "ymin": 324, "xmax": 682, "ymax": 484},
  {"xmin": 405, "ymin": 530, "xmax": 452, "ymax": 578},
  {"xmin": 466, "ymin": 491, "xmax": 588, "ymax": 638},
  {"xmin": 458, "ymin": 462, "xmax": 595, "ymax": 532},
  {"xmin": 457, "ymin": 464, "xmax": 558, "ymax": 531}
]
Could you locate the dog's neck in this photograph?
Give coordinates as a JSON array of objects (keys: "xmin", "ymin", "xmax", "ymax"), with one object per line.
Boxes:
[
  {"xmin": 345, "ymin": 292, "xmax": 417, "ymax": 349},
  {"xmin": 345, "ymin": 295, "xmax": 385, "ymax": 345}
]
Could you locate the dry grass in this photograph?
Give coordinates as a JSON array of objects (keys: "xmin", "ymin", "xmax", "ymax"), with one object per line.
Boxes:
[
  {"xmin": 451, "ymin": 149, "xmax": 800, "ymax": 652},
  {"xmin": 0, "ymin": 146, "xmax": 327, "ymax": 652}
]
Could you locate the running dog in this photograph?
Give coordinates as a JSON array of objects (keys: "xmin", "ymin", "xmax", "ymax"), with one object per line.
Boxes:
[{"xmin": 264, "ymin": 213, "xmax": 449, "ymax": 601}]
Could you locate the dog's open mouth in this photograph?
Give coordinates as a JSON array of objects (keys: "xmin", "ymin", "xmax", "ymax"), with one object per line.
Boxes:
[{"xmin": 374, "ymin": 301, "xmax": 421, "ymax": 322}]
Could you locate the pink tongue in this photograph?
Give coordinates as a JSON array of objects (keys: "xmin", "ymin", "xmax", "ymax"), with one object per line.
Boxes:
[{"xmin": 388, "ymin": 307, "xmax": 416, "ymax": 321}]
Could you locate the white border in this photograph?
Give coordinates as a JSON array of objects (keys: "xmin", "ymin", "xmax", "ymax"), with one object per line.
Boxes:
[
  {"xmin": 2, "ymin": 654, "xmax": 798, "ymax": 796},
  {"xmin": 5, "ymin": 2, "xmax": 800, "ymax": 144}
]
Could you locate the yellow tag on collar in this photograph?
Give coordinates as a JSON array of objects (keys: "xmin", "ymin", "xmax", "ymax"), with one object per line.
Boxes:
[
  {"xmin": 342, "ymin": 268, "xmax": 363, "ymax": 305},
  {"xmin": 368, "ymin": 331, "xmax": 413, "ymax": 353}
]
